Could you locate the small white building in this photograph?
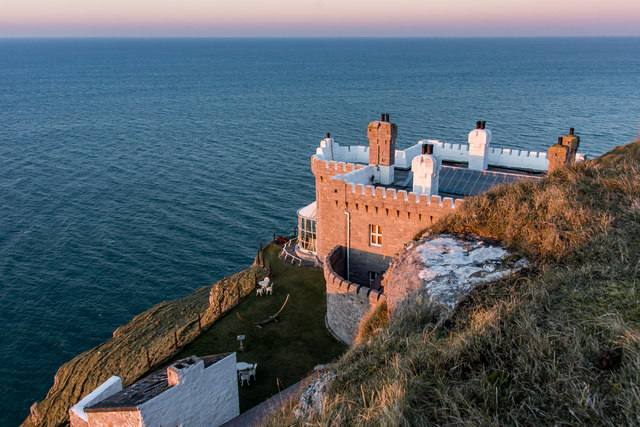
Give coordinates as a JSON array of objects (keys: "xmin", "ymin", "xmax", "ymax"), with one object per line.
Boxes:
[{"xmin": 69, "ymin": 353, "xmax": 239, "ymax": 427}]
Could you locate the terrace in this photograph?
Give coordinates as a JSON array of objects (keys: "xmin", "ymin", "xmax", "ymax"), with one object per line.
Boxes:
[{"xmin": 168, "ymin": 243, "xmax": 345, "ymax": 413}]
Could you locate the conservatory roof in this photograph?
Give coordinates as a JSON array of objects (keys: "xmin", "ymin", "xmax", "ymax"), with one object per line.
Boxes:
[{"xmin": 297, "ymin": 201, "xmax": 317, "ymax": 219}]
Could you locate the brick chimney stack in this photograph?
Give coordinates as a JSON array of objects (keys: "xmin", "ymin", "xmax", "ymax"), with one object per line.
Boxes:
[
  {"xmin": 548, "ymin": 136, "xmax": 570, "ymax": 172},
  {"xmin": 561, "ymin": 127, "xmax": 580, "ymax": 162},
  {"xmin": 367, "ymin": 113, "xmax": 397, "ymax": 185},
  {"xmin": 167, "ymin": 356, "xmax": 202, "ymax": 387}
]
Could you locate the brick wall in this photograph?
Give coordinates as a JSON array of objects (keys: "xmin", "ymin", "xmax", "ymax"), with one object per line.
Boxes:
[
  {"xmin": 86, "ymin": 410, "xmax": 142, "ymax": 427},
  {"xmin": 312, "ymin": 156, "xmax": 464, "ymax": 262}
]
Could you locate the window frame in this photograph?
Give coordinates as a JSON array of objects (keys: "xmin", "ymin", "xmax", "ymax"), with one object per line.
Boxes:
[
  {"xmin": 368, "ymin": 271, "xmax": 379, "ymax": 286},
  {"xmin": 369, "ymin": 224, "xmax": 382, "ymax": 247}
]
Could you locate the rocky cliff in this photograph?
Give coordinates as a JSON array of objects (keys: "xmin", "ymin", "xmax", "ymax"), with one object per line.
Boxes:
[{"xmin": 23, "ymin": 262, "xmax": 267, "ymax": 427}]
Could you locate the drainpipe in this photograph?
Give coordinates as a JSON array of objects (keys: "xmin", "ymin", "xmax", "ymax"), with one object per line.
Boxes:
[{"xmin": 344, "ymin": 209, "xmax": 350, "ymax": 281}]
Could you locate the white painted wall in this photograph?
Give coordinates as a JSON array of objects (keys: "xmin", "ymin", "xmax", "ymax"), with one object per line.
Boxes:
[
  {"xmin": 315, "ymin": 131, "xmax": 583, "ymax": 175},
  {"xmin": 487, "ymin": 146, "xmax": 549, "ymax": 170},
  {"xmin": 378, "ymin": 164, "xmax": 394, "ymax": 185},
  {"xmin": 332, "ymin": 165, "xmax": 377, "ymax": 186},
  {"xmin": 70, "ymin": 376, "xmax": 123, "ymax": 424},
  {"xmin": 421, "ymin": 139, "xmax": 551, "ymax": 171},
  {"xmin": 316, "ymin": 138, "xmax": 369, "ymax": 163},
  {"xmin": 394, "ymin": 143, "xmax": 424, "ymax": 168},
  {"xmin": 138, "ymin": 353, "xmax": 239, "ymax": 427}
]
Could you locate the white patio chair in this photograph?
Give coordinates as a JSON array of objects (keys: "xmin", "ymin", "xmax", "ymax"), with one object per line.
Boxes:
[
  {"xmin": 239, "ymin": 371, "xmax": 251, "ymax": 386},
  {"xmin": 256, "ymin": 288, "xmax": 264, "ymax": 296},
  {"xmin": 249, "ymin": 363, "xmax": 257, "ymax": 381},
  {"xmin": 265, "ymin": 285, "xmax": 273, "ymax": 295}
]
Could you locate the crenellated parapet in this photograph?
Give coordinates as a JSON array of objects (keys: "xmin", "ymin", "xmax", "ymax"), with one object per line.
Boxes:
[
  {"xmin": 310, "ymin": 155, "xmax": 365, "ymax": 178},
  {"xmin": 314, "ymin": 138, "xmax": 369, "ymax": 164},
  {"xmin": 341, "ymin": 183, "xmax": 463, "ymax": 210},
  {"xmin": 326, "ymin": 165, "xmax": 464, "ymax": 211},
  {"xmin": 420, "ymin": 140, "xmax": 552, "ymax": 171}
]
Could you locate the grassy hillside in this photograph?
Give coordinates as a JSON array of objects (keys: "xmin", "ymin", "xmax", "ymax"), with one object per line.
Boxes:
[{"xmin": 265, "ymin": 140, "xmax": 640, "ymax": 426}]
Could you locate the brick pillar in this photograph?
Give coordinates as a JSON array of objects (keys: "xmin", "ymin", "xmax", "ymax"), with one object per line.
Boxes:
[
  {"xmin": 367, "ymin": 113, "xmax": 397, "ymax": 185},
  {"xmin": 548, "ymin": 137, "xmax": 570, "ymax": 172},
  {"xmin": 561, "ymin": 128, "xmax": 580, "ymax": 162}
]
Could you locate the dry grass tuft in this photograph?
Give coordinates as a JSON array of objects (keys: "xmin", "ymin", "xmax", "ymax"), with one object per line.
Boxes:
[
  {"xmin": 355, "ymin": 300, "xmax": 389, "ymax": 344},
  {"xmin": 263, "ymin": 140, "xmax": 640, "ymax": 426}
]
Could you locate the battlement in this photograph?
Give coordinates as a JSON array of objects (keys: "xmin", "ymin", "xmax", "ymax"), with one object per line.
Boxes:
[
  {"xmin": 311, "ymin": 155, "xmax": 365, "ymax": 176},
  {"xmin": 420, "ymin": 140, "xmax": 552, "ymax": 170},
  {"xmin": 316, "ymin": 139, "xmax": 369, "ymax": 164},
  {"xmin": 487, "ymin": 146, "xmax": 549, "ymax": 170},
  {"xmin": 327, "ymin": 160, "xmax": 464, "ymax": 210},
  {"xmin": 316, "ymin": 138, "xmax": 564, "ymax": 175},
  {"xmin": 393, "ymin": 143, "xmax": 425, "ymax": 168},
  {"xmin": 342, "ymin": 182, "xmax": 463, "ymax": 210},
  {"xmin": 324, "ymin": 245, "xmax": 386, "ymax": 344}
]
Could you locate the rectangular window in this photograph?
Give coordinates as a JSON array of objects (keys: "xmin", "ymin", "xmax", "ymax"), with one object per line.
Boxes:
[
  {"xmin": 370, "ymin": 224, "xmax": 382, "ymax": 246},
  {"xmin": 368, "ymin": 271, "xmax": 379, "ymax": 286}
]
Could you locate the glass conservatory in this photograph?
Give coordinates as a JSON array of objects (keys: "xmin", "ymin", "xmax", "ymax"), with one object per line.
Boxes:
[{"xmin": 296, "ymin": 201, "xmax": 317, "ymax": 256}]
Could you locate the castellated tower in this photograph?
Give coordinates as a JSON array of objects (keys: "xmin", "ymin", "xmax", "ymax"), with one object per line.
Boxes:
[
  {"xmin": 411, "ymin": 143, "xmax": 441, "ymax": 197},
  {"xmin": 468, "ymin": 121, "xmax": 491, "ymax": 170},
  {"xmin": 367, "ymin": 113, "xmax": 397, "ymax": 185}
]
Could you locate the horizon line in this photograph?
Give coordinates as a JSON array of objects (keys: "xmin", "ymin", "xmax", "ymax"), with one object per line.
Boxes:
[{"xmin": 2, "ymin": 35, "xmax": 640, "ymax": 39}]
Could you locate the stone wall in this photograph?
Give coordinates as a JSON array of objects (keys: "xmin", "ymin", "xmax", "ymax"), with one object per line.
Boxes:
[
  {"xmin": 347, "ymin": 248, "xmax": 391, "ymax": 286},
  {"xmin": 324, "ymin": 246, "xmax": 385, "ymax": 344}
]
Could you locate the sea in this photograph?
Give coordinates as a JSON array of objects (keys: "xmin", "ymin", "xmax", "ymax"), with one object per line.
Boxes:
[{"xmin": 1, "ymin": 37, "xmax": 639, "ymax": 425}]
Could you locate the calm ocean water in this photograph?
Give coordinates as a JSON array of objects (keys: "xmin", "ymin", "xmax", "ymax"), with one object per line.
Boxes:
[{"xmin": 1, "ymin": 37, "xmax": 639, "ymax": 425}]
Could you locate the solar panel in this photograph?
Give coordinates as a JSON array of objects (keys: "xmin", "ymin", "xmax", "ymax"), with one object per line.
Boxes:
[{"xmin": 438, "ymin": 166, "xmax": 540, "ymax": 196}]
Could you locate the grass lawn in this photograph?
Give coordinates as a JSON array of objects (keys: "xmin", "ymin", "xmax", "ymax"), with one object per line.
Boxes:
[{"xmin": 172, "ymin": 243, "xmax": 345, "ymax": 412}]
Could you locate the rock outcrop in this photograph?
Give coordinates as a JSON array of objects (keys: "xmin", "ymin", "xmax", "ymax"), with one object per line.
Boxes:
[
  {"xmin": 292, "ymin": 366, "xmax": 336, "ymax": 420},
  {"xmin": 384, "ymin": 234, "xmax": 529, "ymax": 315},
  {"xmin": 23, "ymin": 262, "xmax": 266, "ymax": 427}
]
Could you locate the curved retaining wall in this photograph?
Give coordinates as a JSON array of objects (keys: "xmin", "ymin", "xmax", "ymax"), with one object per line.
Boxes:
[{"xmin": 324, "ymin": 246, "xmax": 385, "ymax": 344}]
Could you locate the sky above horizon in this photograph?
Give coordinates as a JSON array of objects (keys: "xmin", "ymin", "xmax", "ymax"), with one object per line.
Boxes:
[{"xmin": 2, "ymin": 0, "xmax": 640, "ymax": 37}]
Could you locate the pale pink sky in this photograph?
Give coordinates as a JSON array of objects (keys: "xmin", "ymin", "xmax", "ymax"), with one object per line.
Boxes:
[{"xmin": 2, "ymin": 0, "xmax": 639, "ymax": 37}]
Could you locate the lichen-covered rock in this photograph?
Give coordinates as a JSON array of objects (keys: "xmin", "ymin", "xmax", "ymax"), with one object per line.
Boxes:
[
  {"xmin": 292, "ymin": 366, "xmax": 336, "ymax": 419},
  {"xmin": 385, "ymin": 234, "xmax": 529, "ymax": 315}
]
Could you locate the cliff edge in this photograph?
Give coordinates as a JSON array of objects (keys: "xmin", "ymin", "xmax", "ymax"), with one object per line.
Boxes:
[
  {"xmin": 23, "ymin": 262, "xmax": 267, "ymax": 427},
  {"xmin": 266, "ymin": 140, "xmax": 640, "ymax": 426}
]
